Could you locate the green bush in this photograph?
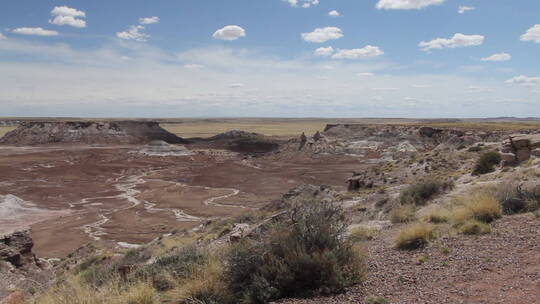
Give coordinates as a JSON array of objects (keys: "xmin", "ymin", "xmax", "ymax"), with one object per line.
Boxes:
[
  {"xmin": 472, "ymin": 151, "xmax": 501, "ymax": 175},
  {"xmin": 222, "ymin": 199, "xmax": 365, "ymax": 303},
  {"xmin": 400, "ymin": 179, "xmax": 452, "ymax": 206}
]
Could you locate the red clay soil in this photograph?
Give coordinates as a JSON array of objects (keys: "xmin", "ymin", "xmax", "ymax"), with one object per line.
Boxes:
[
  {"xmin": 277, "ymin": 214, "xmax": 540, "ymax": 304},
  {"xmin": 0, "ymin": 144, "xmax": 366, "ymax": 258}
]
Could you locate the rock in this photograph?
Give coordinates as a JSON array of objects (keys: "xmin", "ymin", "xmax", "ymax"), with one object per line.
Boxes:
[
  {"xmin": 229, "ymin": 224, "xmax": 251, "ymax": 243},
  {"xmin": 500, "ymin": 153, "xmax": 517, "ymax": 166},
  {"xmin": 515, "ymin": 149, "xmax": 531, "ymax": 163},
  {"xmin": 313, "ymin": 131, "xmax": 322, "ymax": 142},
  {"xmin": 0, "ymin": 230, "xmax": 37, "ymax": 268},
  {"xmin": 532, "ymin": 148, "xmax": 540, "ymax": 157}
]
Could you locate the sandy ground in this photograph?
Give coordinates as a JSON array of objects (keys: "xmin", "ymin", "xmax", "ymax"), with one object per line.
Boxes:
[{"xmin": 0, "ymin": 144, "xmax": 364, "ymax": 257}]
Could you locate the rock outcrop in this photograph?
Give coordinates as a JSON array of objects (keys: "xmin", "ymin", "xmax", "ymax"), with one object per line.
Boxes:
[
  {"xmin": 0, "ymin": 230, "xmax": 38, "ymax": 269},
  {"xmin": 501, "ymin": 134, "xmax": 540, "ymax": 166},
  {"xmin": 0, "ymin": 121, "xmax": 185, "ymax": 145}
]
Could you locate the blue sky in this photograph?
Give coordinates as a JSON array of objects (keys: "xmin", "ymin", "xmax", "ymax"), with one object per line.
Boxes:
[{"xmin": 1, "ymin": 0, "xmax": 539, "ymax": 118}]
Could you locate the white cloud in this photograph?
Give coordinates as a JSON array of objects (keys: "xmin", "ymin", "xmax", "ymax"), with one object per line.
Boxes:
[
  {"xmin": 520, "ymin": 24, "xmax": 540, "ymax": 43},
  {"xmin": 212, "ymin": 25, "xmax": 246, "ymax": 41},
  {"xmin": 314, "ymin": 46, "xmax": 334, "ymax": 57},
  {"xmin": 139, "ymin": 17, "xmax": 160, "ymax": 25},
  {"xmin": 229, "ymin": 83, "xmax": 246, "ymax": 88},
  {"xmin": 376, "ymin": 0, "xmax": 445, "ymax": 10},
  {"xmin": 12, "ymin": 27, "xmax": 59, "ymax": 37},
  {"xmin": 357, "ymin": 72, "xmax": 375, "ymax": 77},
  {"xmin": 50, "ymin": 16, "xmax": 86, "ymax": 28},
  {"xmin": 419, "ymin": 33, "xmax": 484, "ymax": 51},
  {"xmin": 51, "ymin": 6, "xmax": 85, "ymax": 18},
  {"xmin": 328, "ymin": 10, "xmax": 340, "ymax": 17},
  {"xmin": 458, "ymin": 6, "xmax": 475, "ymax": 14},
  {"xmin": 284, "ymin": 0, "xmax": 319, "ymax": 8},
  {"xmin": 0, "ymin": 33, "xmax": 5, "ymax": 40},
  {"xmin": 302, "ymin": 27, "xmax": 343, "ymax": 43},
  {"xmin": 184, "ymin": 64, "xmax": 204, "ymax": 70},
  {"xmin": 117, "ymin": 25, "xmax": 149, "ymax": 42},
  {"xmin": 332, "ymin": 46, "xmax": 384, "ymax": 59},
  {"xmin": 50, "ymin": 6, "xmax": 86, "ymax": 28},
  {"xmin": 505, "ymin": 75, "xmax": 540, "ymax": 87},
  {"xmin": 302, "ymin": 0, "xmax": 319, "ymax": 8},
  {"xmin": 481, "ymin": 53, "xmax": 511, "ymax": 62}
]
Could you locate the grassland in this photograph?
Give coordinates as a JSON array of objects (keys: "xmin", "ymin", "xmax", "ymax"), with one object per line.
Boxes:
[{"xmin": 161, "ymin": 119, "xmax": 332, "ymax": 138}]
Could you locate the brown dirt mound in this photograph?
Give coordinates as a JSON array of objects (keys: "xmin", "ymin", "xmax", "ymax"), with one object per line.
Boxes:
[{"xmin": 0, "ymin": 121, "xmax": 185, "ymax": 145}]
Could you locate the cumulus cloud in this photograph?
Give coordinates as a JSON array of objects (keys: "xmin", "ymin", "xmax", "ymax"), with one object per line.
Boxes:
[
  {"xmin": 505, "ymin": 75, "xmax": 540, "ymax": 87},
  {"xmin": 184, "ymin": 64, "xmax": 204, "ymax": 70},
  {"xmin": 139, "ymin": 17, "xmax": 160, "ymax": 25},
  {"xmin": 12, "ymin": 27, "xmax": 59, "ymax": 36},
  {"xmin": 314, "ymin": 46, "xmax": 334, "ymax": 57},
  {"xmin": 50, "ymin": 6, "xmax": 86, "ymax": 28},
  {"xmin": 376, "ymin": 0, "xmax": 445, "ymax": 10},
  {"xmin": 212, "ymin": 25, "xmax": 246, "ymax": 41},
  {"xmin": 357, "ymin": 72, "xmax": 375, "ymax": 77},
  {"xmin": 51, "ymin": 6, "xmax": 85, "ymax": 17},
  {"xmin": 117, "ymin": 25, "xmax": 149, "ymax": 42},
  {"xmin": 419, "ymin": 33, "xmax": 484, "ymax": 51},
  {"xmin": 458, "ymin": 6, "xmax": 475, "ymax": 14},
  {"xmin": 520, "ymin": 24, "xmax": 540, "ymax": 43},
  {"xmin": 328, "ymin": 10, "xmax": 340, "ymax": 17},
  {"xmin": 481, "ymin": 53, "xmax": 511, "ymax": 62},
  {"xmin": 332, "ymin": 46, "xmax": 384, "ymax": 59},
  {"xmin": 302, "ymin": 27, "xmax": 343, "ymax": 43}
]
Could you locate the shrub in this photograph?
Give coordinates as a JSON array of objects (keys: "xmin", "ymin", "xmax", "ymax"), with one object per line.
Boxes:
[
  {"xmin": 133, "ymin": 245, "xmax": 207, "ymax": 283},
  {"xmin": 390, "ymin": 205, "xmax": 416, "ymax": 223},
  {"xmin": 472, "ymin": 151, "xmax": 501, "ymax": 175},
  {"xmin": 400, "ymin": 179, "xmax": 452, "ymax": 206},
  {"xmin": 221, "ymin": 198, "xmax": 366, "ymax": 303},
  {"xmin": 496, "ymin": 183, "xmax": 540, "ymax": 214},
  {"xmin": 459, "ymin": 220, "xmax": 491, "ymax": 235},
  {"xmin": 395, "ymin": 223, "xmax": 436, "ymax": 250}
]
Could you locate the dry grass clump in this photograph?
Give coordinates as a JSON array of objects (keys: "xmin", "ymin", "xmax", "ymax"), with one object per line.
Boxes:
[
  {"xmin": 34, "ymin": 278, "xmax": 158, "ymax": 304},
  {"xmin": 349, "ymin": 226, "xmax": 379, "ymax": 242},
  {"xmin": 390, "ymin": 204, "xmax": 416, "ymax": 223},
  {"xmin": 395, "ymin": 223, "xmax": 436, "ymax": 250},
  {"xmin": 459, "ymin": 220, "xmax": 491, "ymax": 235},
  {"xmin": 422, "ymin": 206, "xmax": 450, "ymax": 223},
  {"xmin": 451, "ymin": 192, "xmax": 502, "ymax": 224}
]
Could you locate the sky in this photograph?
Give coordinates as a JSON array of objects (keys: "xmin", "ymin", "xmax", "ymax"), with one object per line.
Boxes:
[{"xmin": 0, "ymin": 0, "xmax": 539, "ymax": 118}]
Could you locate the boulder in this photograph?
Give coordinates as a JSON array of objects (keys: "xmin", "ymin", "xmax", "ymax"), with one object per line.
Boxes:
[
  {"xmin": 0, "ymin": 230, "xmax": 37, "ymax": 268},
  {"xmin": 229, "ymin": 224, "xmax": 251, "ymax": 243}
]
